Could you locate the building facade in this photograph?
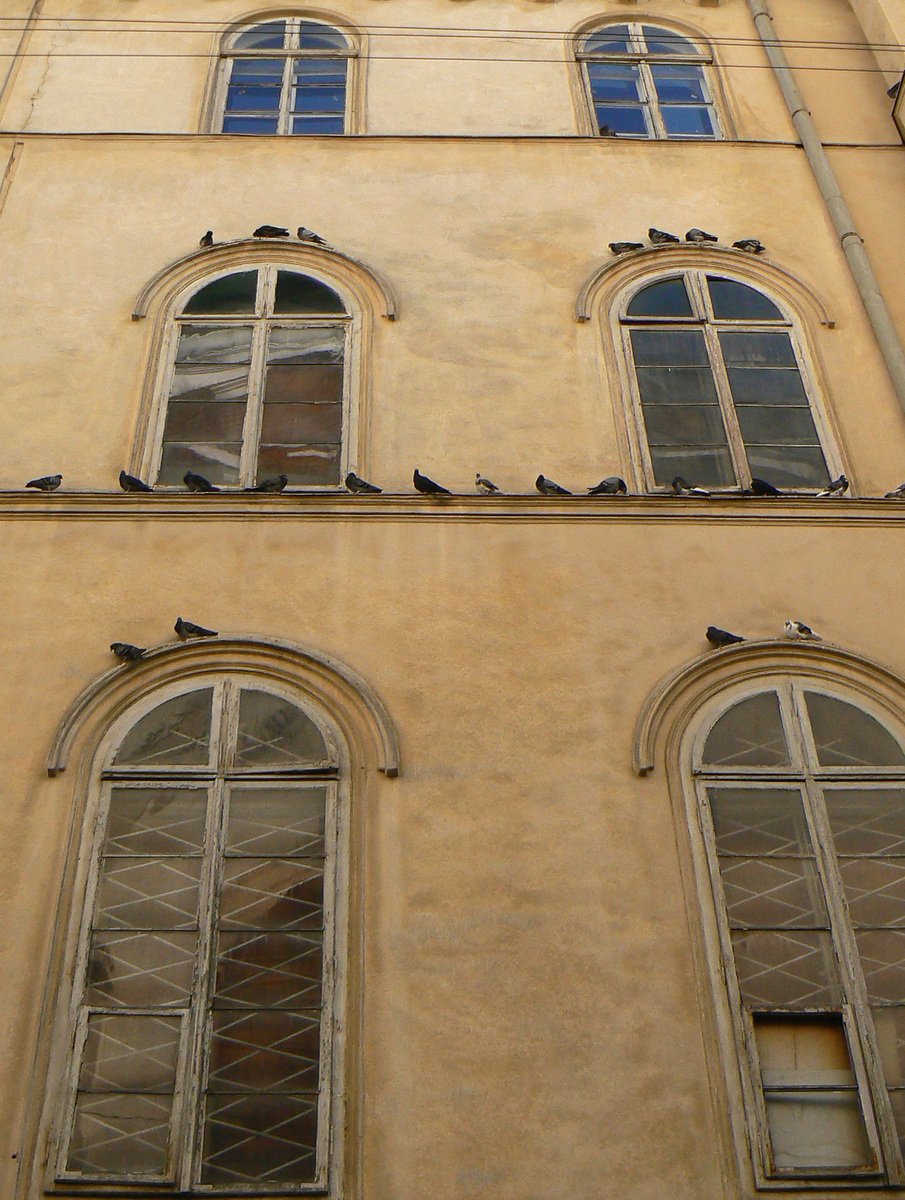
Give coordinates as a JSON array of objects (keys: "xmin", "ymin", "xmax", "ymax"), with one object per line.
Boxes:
[{"xmin": 2, "ymin": 0, "xmax": 905, "ymax": 1197}]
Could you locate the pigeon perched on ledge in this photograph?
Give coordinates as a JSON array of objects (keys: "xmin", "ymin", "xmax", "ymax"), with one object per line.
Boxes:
[
  {"xmin": 885, "ymin": 482, "xmax": 905, "ymax": 498},
  {"xmin": 175, "ymin": 617, "xmax": 218, "ymax": 640},
  {"xmin": 536, "ymin": 474, "xmax": 571, "ymax": 496},
  {"xmin": 671, "ymin": 476, "xmax": 710, "ymax": 497},
  {"xmin": 784, "ymin": 619, "xmax": 821, "ymax": 641},
  {"xmin": 413, "ymin": 469, "xmax": 451, "ymax": 495},
  {"xmin": 732, "ymin": 238, "xmax": 766, "ymax": 254},
  {"xmin": 184, "ymin": 471, "xmax": 219, "ymax": 493},
  {"xmin": 199, "ymin": 230, "xmax": 214, "ymax": 248},
  {"xmin": 253, "ymin": 225, "xmax": 290, "ymax": 239},
  {"xmin": 120, "ymin": 470, "xmax": 153, "ymax": 493},
  {"xmin": 750, "ymin": 477, "xmax": 782, "ymax": 497},
  {"xmin": 685, "ymin": 228, "xmax": 718, "ymax": 243},
  {"xmin": 110, "ymin": 642, "xmax": 146, "ymax": 663},
  {"xmin": 475, "ymin": 473, "xmax": 500, "ymax": 494},
  {"xmin": 345, "ymin": 472, "xmax": 381, "ymax": 494},
  {"xmin": 297, "ymin": 227, "xmax": 327, "ymax": 244},
  {"xmin": 609, "ymin": 241, "xmax": 644, "ymax": 255},
  {"xmin": 706, "ymin": 626, "xmax": 745, "ymax": 649},
  {"xmin": 588, "ymin": 476, "xmax": 627, "ymax": 495},
  {"xmin": 26, "ymin": 474, "xmax": 62, "ymax": 491},
  {"xmin": 817, "ymin": 474, "xmax": 848, "ymax": 497},
  {"xmin": 245, "ymin": 474, "xmax": 288, "ymax": 493}
]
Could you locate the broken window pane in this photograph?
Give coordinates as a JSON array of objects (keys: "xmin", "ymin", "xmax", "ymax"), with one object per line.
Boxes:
[
  {"xmin": 702, "ymin": 693, "xmax": 790, "ymax": 767},
  {"xmin": 67, "ymin": 1093, "xmax": 174, "ymax": 1176}
]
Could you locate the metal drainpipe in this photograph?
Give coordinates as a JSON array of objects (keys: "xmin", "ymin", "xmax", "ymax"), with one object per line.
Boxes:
[
  {"xmin": 0, "ymin": 0, "xmax": 46, "ymax": 124},
  {"xmin": 747, "ymin": 0, "xmax": 905, "ymax": 413}
]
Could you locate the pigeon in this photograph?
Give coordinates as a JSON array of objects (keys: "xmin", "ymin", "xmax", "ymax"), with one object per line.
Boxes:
[
  {"xmin": 732, "ymin": 238, "xmax": 766, "ymax": 254},
  {"xmin": 119, "ymin": 470, "xmax": 153, "ymax": 493},
  {"xmin": 888, "ymin": 80, "xmax": 901, "ymax": 99},
  {"xmin": 175, "ymin": 617, "xmax": 218, "ymax": 640},
  {"xmin": 648, "ymin": 228, "xmax": 681, "ymax": 245},
  {"xmin": 784, "ymin": 619, "xmax": 821, "ymax": 641},
  {"xmin": 609, "ymin": 241, "xmax": 645, "ymax": 255},
  {"xmin": 671, "ymin": 476, "xmax": 710, "ymax": 497},
  {"xmin": 110, "ymin": 642, "xmax": 146, "ymax": 663},
  {"xmin": 253, "ymin": 225, "xmax": 290, "ymax": 239},
  {"xmin": 245, "ymin": 474, "xmax": 288, "ymax": 493},
  {"xmin": 750, "ymin": 476, "xmax": 782, "ymax": 497},
  {"xmin": 817, "ymin": 474, "xmax": 848, "ymax": 497},
  {"xmin": 536, "ymin": 474, "xmax": 571, "ymax": 496},
  {"xmin": 685, "ymin": 228, "xmax": 719, "ymax": 243},
  {"xmin": 588, "ymin": 476, "xmax": 627, "ymax": 495},
  {"xmin": 475, "ymin": 473, "xmax": 500, "ymax": 494},
  {"xmin": 297, "ymin": 227, "xmax": 327, "ymax": 244},
  {"xmin": 26, "ymin": 474, "xmax": 62, "ymax": 491},
  {"xmin": 706, "ymin": 626, "xmax": 745, "ymax": 649},
  {"xmin": 184, "ymin": 471, "xmax": 219, "ymax": 493},
  {"xmin": 345, "ymin": 471, "xmax": 381, "ymax": 494},
  {"xmin": 413, "ymin": 468, "xmax": 451, "ymax": 495},
  {"xmin": 598, "ymin": 123, "xmax": 616, "ymax": 137},
  {"xmin": 884, "ymin": 482, "xmax": 905, "ymax": 498},
  {"xmin": 199, "ymin": 230, "xmax": 214, "ymax": 248}
]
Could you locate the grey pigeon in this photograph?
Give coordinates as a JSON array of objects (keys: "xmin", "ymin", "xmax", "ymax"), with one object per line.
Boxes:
[
  {"xmin": 119, "ymin": 470, "xmax": 153, "ymax": 493},
  {"xmin": 887, "ymin": 80, "xmax": 900, "ymax": 99},
  {"xmin": 598, "ymin": 124, "xmax": 617, "ymax": 137},
  {"xmin": 175, "ymin": 617, "xmax": 218, "ymax": 640},
  {"xmin": 345, "ymin": 471, "xmax": 381, "ymax": 494},
  {"xmin": 26, "ymin": 474, "xmax": 62, "ymax": 491},
  {"xmin": 253, "ymin": 225, "xmax": 290, "ymax": 239},
  {"xmin": 184, "ymin": 471, "xmax": 219, "ymax": 493},
  {"xmin": 706, "ymin": 626, "xmax": 745, "ymax": 649},
  {"xmin": 733, "ymin": 238, "xmax": 766, "ymax": 254},
  {"xmin": 245, "ymin": 474, "xmax": 288, "ymax": 493},
  {"xmin": 750, "ymin": 476, "xmax": 782, "ymax": 497},
  {"xmin": 413, "ymin": 468, "xmax": 451, "ymax": 495},
  {"xmin": 475, "ymin": 472, "xmax": 500, "ymax": 494},
  {"xmin": 110, "ymin": 642, "xmax": 146, "ymax": 663},
  {"xmin": 885, "ymin": 482, "xmax": 905, "ymax": 498},
  {"xmin": 671, "ymin": 476, "xmax": 710, "ymax": 497},
  {"xmin": 297, "ymin": 227, "xmax": 327, "ymax": 244},
  {"xmin": 199, "ymin": 230, "xmax": 214, "ymax": 248},
  {"xmin": 817, "ymin": 474, "xmax": 848, "ymax": 497},
  {"xmin": 536, "ymin": 474, "xmax": 571, "ymax": 496},
  {"xmin": 685, "ymin": 228, "xmax": 718, "ymax": 243},
  {"xmin": 588, "ymin": 476, "xmax": 627, "ymax": 495},
  {"xmin": 649, "ymin": 228, "xmax": 680, "ymax": 245},
  {"xmin": 609, "ymin": 241, "xmax": 645, "ymax": 255},
  {"xmin": 784, "ymin": 619, "xmax": 821, "ymax": 641}
]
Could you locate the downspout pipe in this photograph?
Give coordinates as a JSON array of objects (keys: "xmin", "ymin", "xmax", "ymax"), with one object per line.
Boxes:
[
  {"xmin": 0, "ymin": 0, "xmax": 46, "ymax": 124},
  {"xmin": 747, "ymin": 0, "xmax": 905, "ymax": 414}
]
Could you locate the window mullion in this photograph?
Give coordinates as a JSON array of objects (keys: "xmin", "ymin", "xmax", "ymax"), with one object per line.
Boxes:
[
  {"xmin": 706, "ymin": 322, "xmax": 747, "ymax": 488},
  {"xmin": 240, "ymin": 319, "xmax": 270, "ymax": 488},
  {"xmin": 279, "ymin": 54, "xmax": 294, "ymax": 135},
  {"xmin": 639, "ymin": 60, "xmax": 662, "ymax": 138}
]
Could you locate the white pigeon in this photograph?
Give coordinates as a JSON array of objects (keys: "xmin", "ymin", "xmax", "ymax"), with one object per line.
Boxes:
[
  {"xmin": 475, "ymin": 472, "xmax": 500, "ymax": 494},
  {"xmin": 784, "ymin": 619, "xmax": 821, "ymax": 641}
]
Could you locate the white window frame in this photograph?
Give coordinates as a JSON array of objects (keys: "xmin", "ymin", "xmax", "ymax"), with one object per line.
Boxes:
[
  {"xmin": 48, "ymin": 676, "xmax": 347, "ymax": 1195},
  {"xmin": 576, "ymin": 21, "xmax": 722, "ymax": 140},
  {"xmin": 618, "ymin": 269, "xmax": 841, "ymax": 493},
  {"xmin": 690, "ymin": 681, "xmax": 905, "ymax": 1188}
]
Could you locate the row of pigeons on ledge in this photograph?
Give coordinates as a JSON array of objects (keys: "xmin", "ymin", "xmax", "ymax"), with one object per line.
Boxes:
[
  {"xmin": 111, "ymin": 616, "xmax": 218, "ymax": 663},
  {"xmin": 200, "ymin": 226, "xmax": 328, "ymax": 247},
  {"xmin": 19, "ymin": 469, "xmax": 905, "ymax": 498},
  {"xmin": 707, "ymin": 620, "xmax": 820, "ymax": 648},
  {"xmin": 610, "ymin": 228, "xmax": 765, "ymax": 255}
]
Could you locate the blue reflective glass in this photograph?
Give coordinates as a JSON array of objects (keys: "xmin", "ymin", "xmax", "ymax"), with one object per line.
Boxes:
[
  {"xmin": 652, "ymin": 64, "xmax": 708, "ymax": 103},
  {"xmin": 661, "ymin": 106, "xmax": 717, "ymax": 137},
  {"xmin": 293, "ymin": 60, "xmax": 347, "ymax": 84},
  {"xmin": 583, "ymin": 25, "xmax": 632, "ymax": 54},
  {"xmin": 222, "ymin": 116, "xmax": 279, "ymax": 134},
  {"xmin": 292, "ymin": 87, "xmax": 345, "ymax": 114},
  {"xmin": 230, "ymin": 58, "xmax": 283, "ymax": 80},
  {"xmin": 234, "ymin": 22, "xmax": 286, "ymax": 50},
  {"xmin": 594, "ymin": 105, "xmax": 648, "ymax": 135},
  {"xmin": 642, "ymin": 26, "xmax": 699, "ymax": 56},
  {"xmin": 298, "ymin": 22, "xmax": 349, "ymax": 50},
  {"xmin": 291, "ymin": 117, "xmax": 345, "ymax": 135},
  {"xmin": 227, "ymin": 85, "xmax": 282, "ymax": 112},
  {"xmin": 588, "ymin": 63, "xmax": 642, "ymax": 103}
]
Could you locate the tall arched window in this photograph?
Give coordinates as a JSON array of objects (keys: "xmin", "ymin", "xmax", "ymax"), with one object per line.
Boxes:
[
  {"xmin": 153, "ymin": 267, "xmax": 348, "ymax": 489},
  {"xmin": 218, "ymin": 18, "xmax": 355, "ymax": 135},
  {"xmin": 55, "ymin": 678, "xmax": 341, "ymax": 1190},
  {"xmin": 694, "ymin": 683, "xmax": 905, "ymax": 1182},
  {"xmin": 621, "ymin": 271, "xmax": 834, "ymax": 491},
  {"xmin": 577, "ymin": 22, "xmax": 720, "ymax": 139}
]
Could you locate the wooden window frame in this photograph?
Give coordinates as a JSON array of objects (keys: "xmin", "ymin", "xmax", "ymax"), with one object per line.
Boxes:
[
  {"xmin": 148, "ymin": 265, "xmax": 352, "ymax": 491},
  {"xmin": 576, "ymin": 21, "xmax": 722, "ymax": 141},
  {"xmin": 692, "ymin": 681, "xmax": 905, "ymax": 1188},
  {"xmin": 618, "ymin": 269, "xmax": 840, "ymax": 493},
  {"xmin": 47, "ymin": 675, "xmax": 346, "ymax": 1196}
]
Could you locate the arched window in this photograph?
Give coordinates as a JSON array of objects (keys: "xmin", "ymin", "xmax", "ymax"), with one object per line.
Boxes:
[
  {"xmin": 218, "ymin": 18, "xmax": 355, "ymax": 135},
  {"xmin": 577, "ymin": 22, "xmax": 720, "ymax": 139},
  {"xmin": 621, "ymin": 271, "xmax": 834, "ymax": 491},
  {"xmin": 55, "ymin": 678, "xmax": 341, "ymax": 1190},
  {"xmin": 153, "ymin": 266, "xmax": 349, "ymax": 489},
  {"xmin": 695, "ymin": 682, "xmax": 905, "ymax": 1182}
]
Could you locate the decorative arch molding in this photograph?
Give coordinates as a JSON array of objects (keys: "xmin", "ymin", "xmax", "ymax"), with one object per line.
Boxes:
[
  {"xmin": 576, "ymin": 244, "xmax": 835, "ymax": 327},
  {"xmin": 47, "ymin": 635, "xmax": 400, "ymax": 779},
  {"xmin": 633, "ymin": 639, "xmax": 905, "ymax": 776},
  {"xmin": 132, "ymin": 240, "xmax": 398, "ymax": 322}
]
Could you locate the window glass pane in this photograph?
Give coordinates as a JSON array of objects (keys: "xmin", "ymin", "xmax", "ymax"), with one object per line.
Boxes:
[
  {"xmin": 95, "ymin": 858, "xmax": 203, "ymax": 930},
  {"xmin": 208, "ymin": 1010, "xmax": 321, "ymax": 1092},
  {"xmin": 702, "ymin": 693, "xmax": 790, "ymax": 767},
  {"xmin": 291, "ymin": 116, "xmax": 345, "ymax": 135},
  {"xmin": 292, "ymin": 85, "xmax": 345, "ymax": 114},
  {"xmin": 731, "ymin": 930, "xmax": 840, "ymax": 1007},
  {"xmin": 214, "ymin": 931, "xmax": 323, "ymax": 1008},
  {"xmin": 709, "ymin": 279, "xmax": 784, "ymax": 321},
  {"xmin": 856, "ymin": 931, "xmax": 905, "ymax": 1002},
  {"xmin": 293, "ymin": 59, "xmax": 348, "ymax": 83},
  {"xmin": 583, "ymin": 25, "xmax": 632, "ymax": 55},
  {"xmin": 726, "ymin": 367, "xmax": 808, "ymax": 406},
  {"xmin": 805, "ymin": 693, "xmax": 905, "ymax": 768},
  {"xmin": 67, "ymin": 1093, "xmax": 173, "ymax": 1176},
  {"xmin": 273, "ymin": 273, "xmax": 345, "ymax": 314},
  {"xmin": 635, "ymin": 367, "xmax": 718, "ymax": 405},
  {"xmin": 183, "ymin": 274, "xmax": 258, "ymax": 316},
  {"xmin": 157, "ymin": 443, "xmax": 243, "ymax": 487},
  {"xmin": 105, "ymin": 789, "xmax": 207, "ymax": 856},
  {"xmin": 661, "ymin": 106, "xmax": 717, "ymax": 137},
  {"xmin": 631, "ymin": 328, "xmax": 709, "ymax": 366},
  {"xmin": 709, "ymin": 788, "xmax": 813, "ymax": 856},
  {"xmin": 736, "ymin": 405, "xmax": 821, "ymax": 446},
  {"xmin": 223, "ymin": 116, "xmax": 280, "ymax": 135},
  {"xmin": 261, "ymin": 402, "xmax": 342, "ymax": 444},
  {"xmin": 746, "ymin": 446, "xmax": 829, "ymax": 489},
  {"xmin": 234, "ymin": 690, "xmax": 330, "ymax": 766},
  {"xmin": 226, "ymin": 84, "xmax": 282, "ymax": 113},
  {"xmin": 719, "ymin": 857, "xmax": 828, "ymax": 928},
  {"xmin": 175, "ymin": 327, "xmax": 254, "ymax": 366},
  {"xmin": 587, "ymin": 63, "xmax": 643, "ymax": 103},
  {"xmin": 593, "ymin": 105, "xmax": 648, "ymax": 136},
  {"xmin": 626, "ymin": 278, "xmax": 693, "ymax": 318},
  {"xmin": 651, "ymin": 64, "xmax": 708, "ymax": 103},
  {"xmin": 641, "ymin": 25, "xmax": 700, "ymax": 56},
  {"xmin": 257, "ymin": 443, "xmax": 341, "ymax": 485},
  {"xmin": 201, "ymin": 1093, "xmax": 318, "ymax": 1184},
  {"xmin": 873, "ymin": 1009, "xmax": 905, "ymax": 1084},
  {"xmin": 168, "ymin": 367, "xmax": 249, "ymax": 407},
  {"xmin": 229, "ymin": 58, "xmax": 284, "ymax": 81},
  {"xmin": 233, "ymin": 22, "xmax": 286, "ymax": 50},
  {"xmin": 642, "ymin": 403, "xmax": 727, "ymax": 446},
  {"xmin": 298, "ymin": 21, "xmax": 349, "ymax": 51},
  {"xmin": 162, "ymin": 401, "xmax": 247, "ymax": 441},
  {"xmin": 719, "ymin": 331, "xmax": 797, "ymax": 366},
  {"xmin": 220, "ymin": 860, "xmax": 324, "ymax": 930},
  {"xmin": 79, "ymin": 1014, "xmax": 181, "ymax": 1093},
  {"xmin": 840, "ymin": 859, "xmax": 905, "ymax": 928},
  {"xmin": 825, "ymin": 789, "xmax": 905, "ymax": 855},
  {"xmin": 265, "ymin": 364, "xmax": 342, "ymax": 405},
  {"xmin": 227, "ymin": 787, "xmax": 327, "ymax": 857},
  {"xmin": 114, "ymin": 691, "xmax": 214, "ymax": 767},
  {"xmin": 649, "ymin": 446, "xmax": 735, "ymax": 487},
  {"xmin": 85, "ymin": 931, "xmax": 196, "ymax": 1007}
]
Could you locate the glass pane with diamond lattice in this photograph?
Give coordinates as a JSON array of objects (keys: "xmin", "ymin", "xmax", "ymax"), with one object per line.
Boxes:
[
  {"xmin": 95, "ymin": 858, "xmax": 202, "ymax": 929},
  {"xmin": 718, "ymin": 857, "xmax": 827, "ymax": 928},
  {"xmin": 708, "ymin": 787, "xmax": 812, "ymax": 855},
  {"xmin": 86, "ymin": 931, "xmax": 197, "ymax": 1007},
  {"xmin": 856, "ymin": 931, "xmax": 905, "ymax": 1003},
  {"xmin": 104, "ymin": 789, "xmax": 208, "ymax": 856},
  {"xmin": 114, "ymin": 690, "xmax": 213, "ymax": 767},
  {"xmin": 219, "ymin": 860, "xmax": 324, "ymax": 930},
  {"xmin": 233, "ymin": 691, "xmax": 329, "ymax": 767},
  {"xmin": 804, "ymin": 693, "xmax": 905, "ymax": 768},
  {"xmin": 886, "ymin": 1089, "xmax": 905, "ymax": 1160},
  {"xmin": 702, "ymin": 693, "xmax": 790, "ymax": 767},
  {"xmin": 208, "ymin": 1010, "xmax": 321, "ymax": 1092},
  {"xmin": 79, "ymin": 1014, "xmax": 181, "ymax": 1093},
  {"xmin": 825, "ymin": 789, "xmax": 905, "ymax": 856},
  {"xmin": 67, "ymin": 1092, "xmax": 173, "ymax": 1176},
  {"xmin": 731, "ymin": 929, "xmax": 841, "ymax": 1007},
  {"xmin": 200, "ymin": 1092, "xmax": 318, "ymax": 1184},
  {"xmin": 214, "ymin": 932, "xmax": 323, "ymax": 1008},
  {"xmin": 872, "ymin": 1008, "xmax": 905, "ymax": 1085},
  {"xmin": 226, "ymin": 787, "xmax": 326, "ymax": 857},
  {"xmin": 839, "ymin": 859, "xmax": 905, "ymax": 927}
]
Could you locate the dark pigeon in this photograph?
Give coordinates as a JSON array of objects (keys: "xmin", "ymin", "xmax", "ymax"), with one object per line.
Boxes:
[
  {"xmin": 750, "ymin": 477, "xmax": 782, "ymax": 496},
  {"xmin": 345, "ymin": 472, "xmax": 382, "ymax": 494},
  {"xmin": 817, "ymin": 474, "xmax": 849, "ymax": 497},
  {"xmin": 685, "ymin": 228, "xmax": 718, "ymax": 243},
  {"xmin": 253, "ymin": 225, "xmax": 290, "ymax": 239},
  {"xmin": 648, "ymin": 228, "xmax": 681, "ymax": 245},
  {"xmin": 199, "ymin": 230, "xmax": 214, "ymax": 247},
  {"xmin": 184, "ymin": 471, "xmax": 220, "ymax": 493},
  {"xmin": 588, "ymin": 476, "xmax": 627, "ymax": 495},
  {"xmin": 175, "ymin": 617, "xmax": 218, "ymax": 640},
  {"xmin": 733, "ymin": 238, "xmax": 766, "ymax": 254},
  {"xmin": 706, "ymin": 626, "xmax": 745, "ymax": 649},
  {"xmin": 609, "ymin": 241, "xmax": 645, "ymax": 255},
  {"xmin": 297, "ymin": 227, "xmax": 327, "ymax": 244},
  {"xmin": 413, "ymin": 469, "xmax": 451, "ymax": 495},
  {"xmin": 598, "ymin": 124, "xmax": 617, "ymax": 137},
  {"xmin": 671, "ymin": 476, "xmax": 711, "ymax": 497},
  {"xmin": 245, "ymin": 474, "xmax": 288, "ymax": 493},
  {"xmin": 110, "ymin": 641, "xmax": 146, "ymax": 663},
  {"xmin": 475, "ymin": 473, "xmax": 500, "ymax": 494},
  {"xmin": 536, "ymin": 474, "xmax": 571, "ymax": 496},
  {"xmin": 26, "ymin": 474, "xmax": 62, "ymax": 491},
  {"xmin": 119, "ymin": 470, "xmax": 153, "ymax": 493},
  {"xmin": 884, "ymin": 482, "xmax": 905, "ymax": 498}
]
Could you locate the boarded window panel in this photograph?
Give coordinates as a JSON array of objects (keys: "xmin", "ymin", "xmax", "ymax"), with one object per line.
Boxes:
[
  {"xmin": 114, "ymin": 691, "xmax": 213, "ymax": 767},
  {"xmin": 635, "ymin": 366, "xmax": 719, "ymax": 405},
  {"xmin": 631, "ymin": 328, "xmax": 710, "ymax": 366},
  {"xmin": 709, "ymin": 788, "xmax": 813, "ymax": 856},
  {"xmin": 736, "ymin": 405, "xmax": 822, "ymax": 446},
  {"xmin": 227, "ymin": 787, "xmax": 327, "ymax": 857},
  {"xmin": 642, "ymin": 403, "xmax": 728, "ymax": 446},
  {"xmin": 157, "ymin": 443, "xmax": 243, "ymax": 487},
  {"xmin": 260, "ymin": 402, "xmax": 342, "ymax": 444},
  {"xmin": 746, "ymin": 446, "xmax": 829, "ymax": 489},
  {"xmin": 257, "ymin": 443, "xmax": 341, "ymax": 485},
  {"xmin": 824, "ymin": 789, "xmax": 905, "ymax": 856},
  {"xmin": 264, "ymin": 364, "xmax": 342, "ymax": 404},
  {"xmin": 626, "ymin": 278, "xmax": 693, "ymax": 318},
  {"xmin": 873, "ymin": 1009, "xmax": 905, "ymax": 1084},
  {"xmin": 709, "ymin": 279, "xmax": 784, "ymax": 321},
  {"xmin": 67, "ymin": 1093, "xmax": 174, "ymax": 1176},
  {"xmin": 726, "ymin": 367, "xmax": 809, "ymax": 406},
  {"xmin": 649, "ymin": 446, "xmax": 735, "ymax": 487},
  {"xmin": 731, "ymin": 930, "xmax": 841, "ymax": 1007},
  {"xmin": 805, "ymin": 694, "xmax": 905, "ymax": 768},
  {"xmin": 234, "ymin": 691, "xmax": 330, "ymax": 766},
  {"xmin": 200, "ymin": 1093, "xmax": 318, "ymax": 1184},
  {"xmin": 702, "ymin": 692, "xmax": 790, "ymax": 767},
  {"xmin": 718, "ymin": 857, "xmax": 828, "ymax": 928},
  {"xmin": 182, "ymin": 276, "xmax": 258, "ymax": 317}
]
